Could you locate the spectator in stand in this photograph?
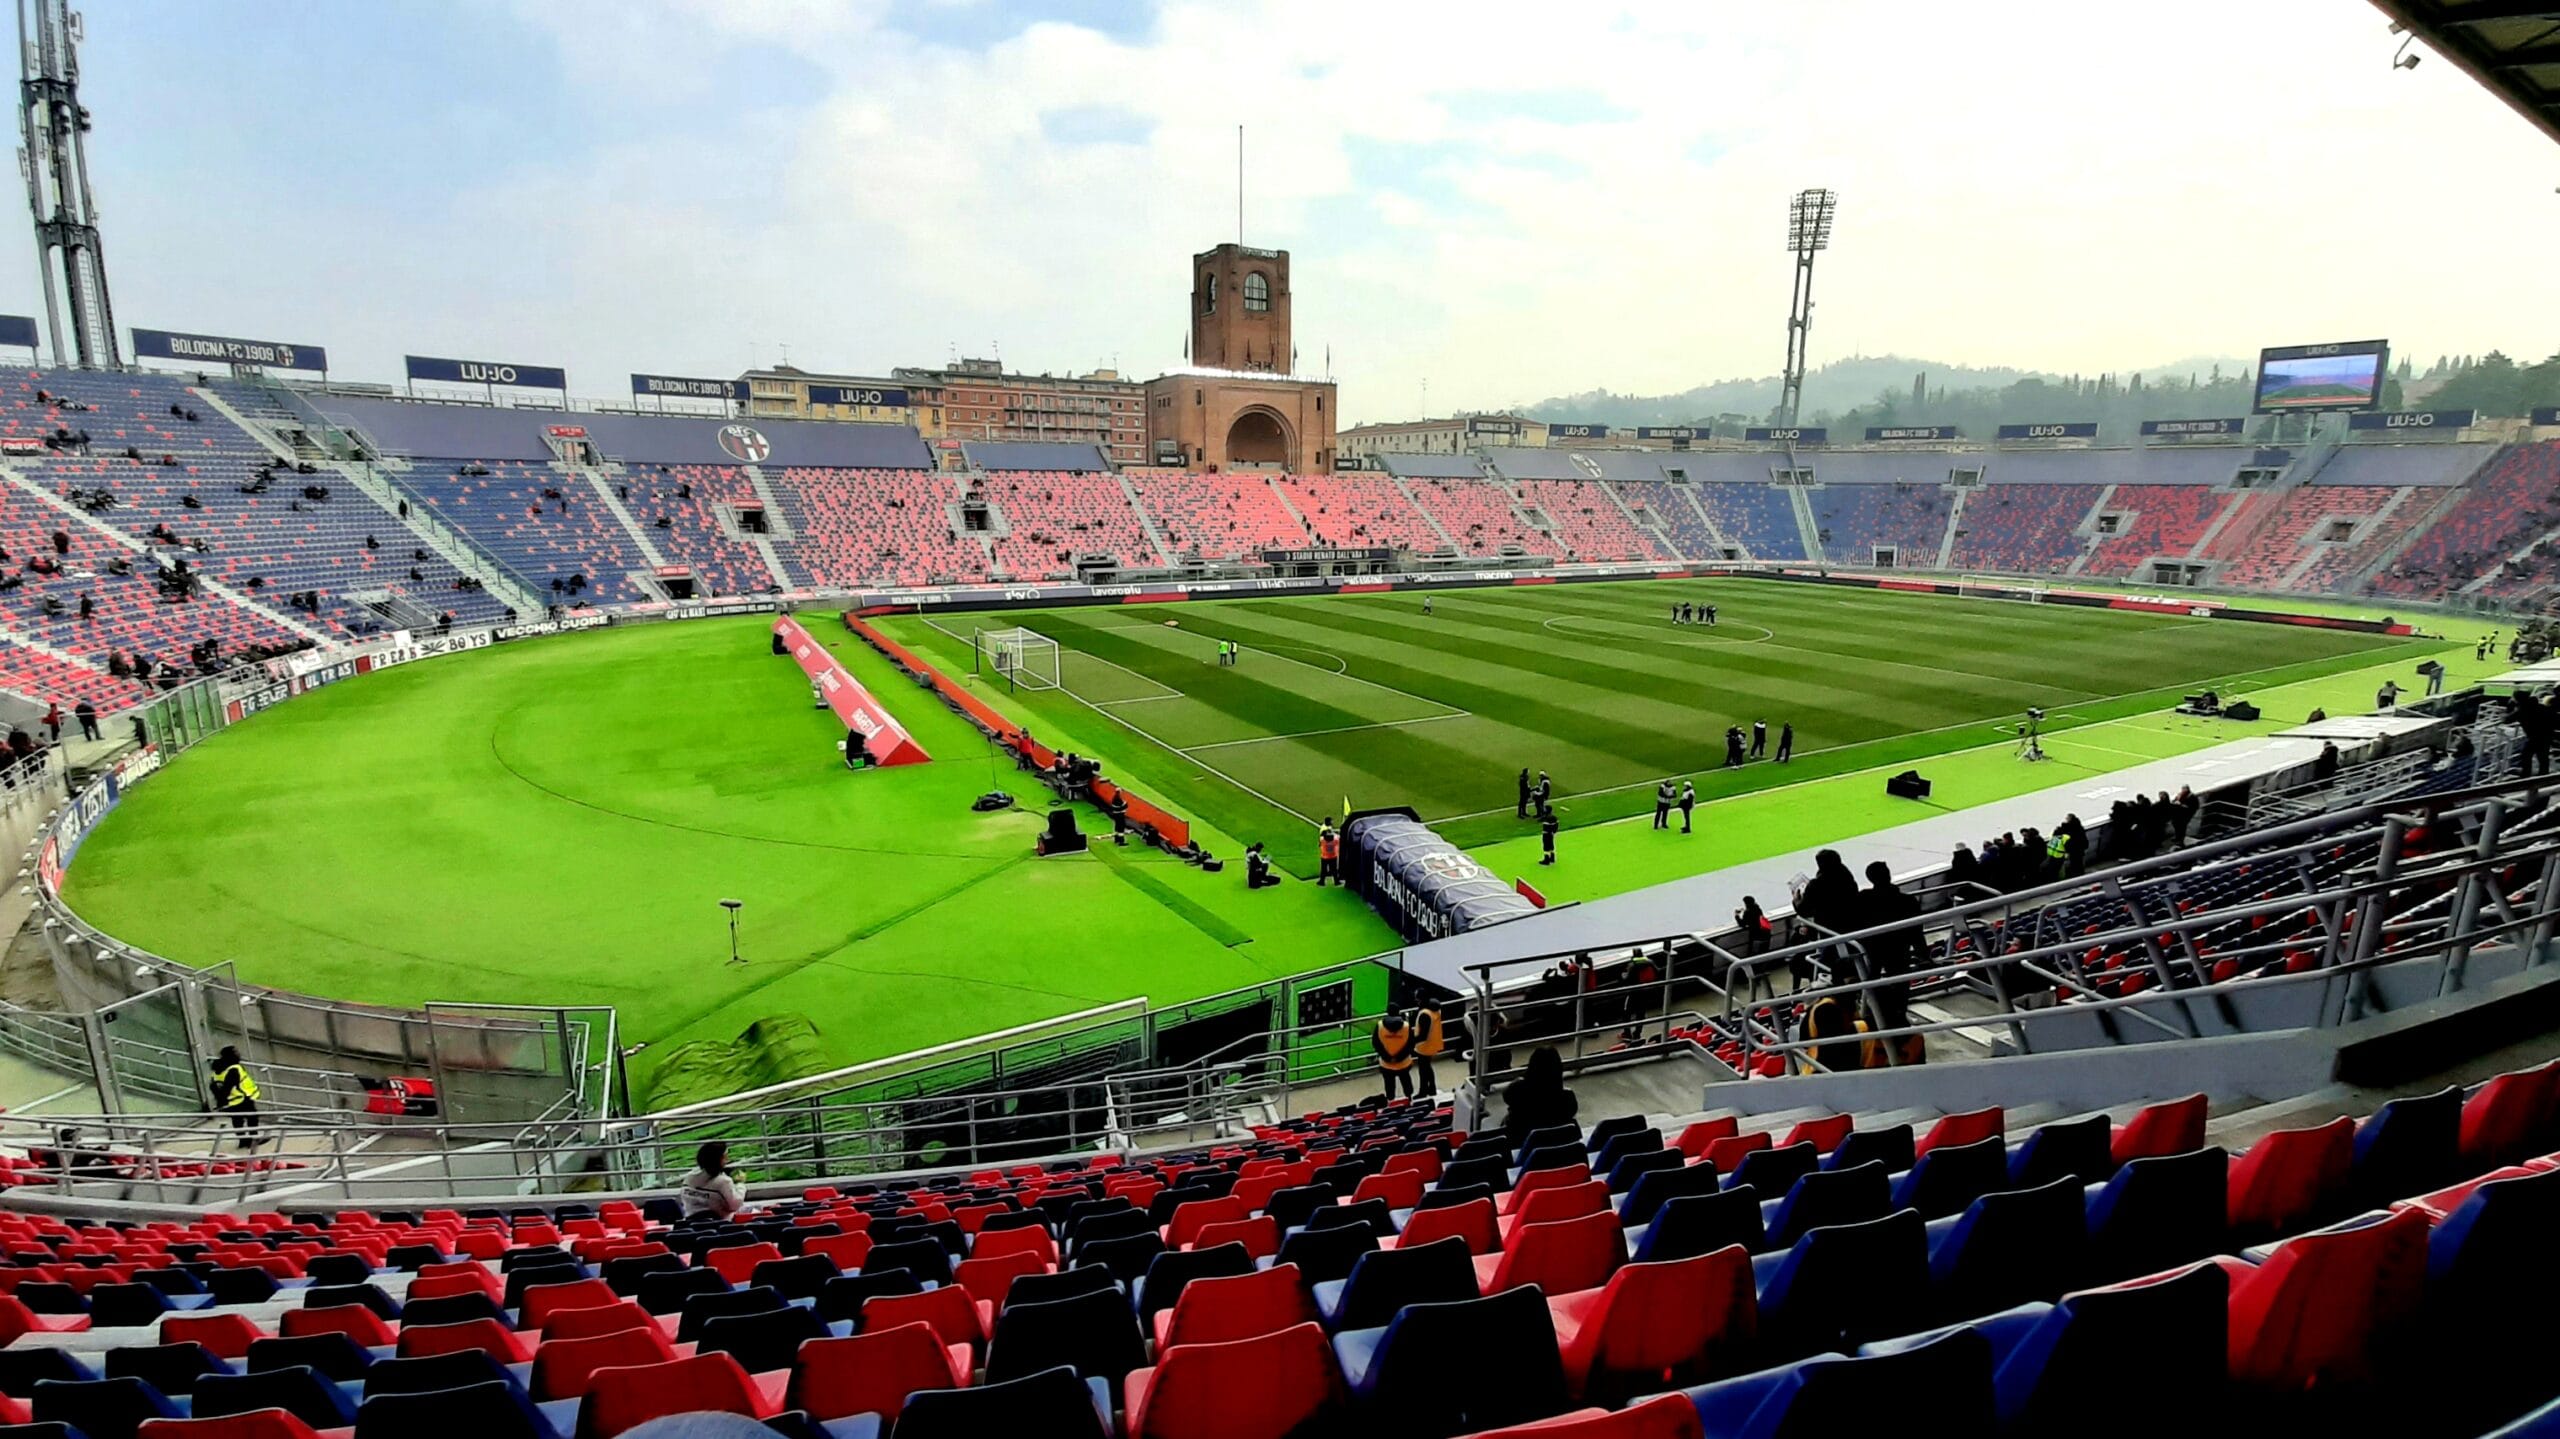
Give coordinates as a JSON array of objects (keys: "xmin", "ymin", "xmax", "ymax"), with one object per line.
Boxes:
[
  {"xmin": 41, "ymin": 701, "xmax": 62, "ymax": 745},
  {"xmin": 1499, "ymin": 1045, "xmax": 1578, "ymax": 1148},
  {"xmin": 1792, "ymin": 849, "xmax": 1861, "ymax": 988},
  {"xmin": 1859, "ymin": 862, "xmax": 1925, "ymax": 1061},
  {"xmin": 679, "ymin": 1141, "xmax": 746, "ymax": 1221},
  {"xmin": 5, "ymin": 729, "xmax": 33, "ymax": 766},
  {"xmin": 73, "ymin": 700, "xmax": 99, "ymax": 742}
]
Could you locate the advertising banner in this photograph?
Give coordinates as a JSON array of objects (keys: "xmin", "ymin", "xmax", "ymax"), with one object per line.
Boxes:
[
  {"xmin": 632, "ymin": 374, "xmax": 748, "ymax": 402},
  {"xmin": 2347, "ymin": 409, "xmax": 2477, "ymax": 432},
  {"xmin": 774, "ymin": 615, "xmax": 930, "ymax": 766},
  {"xmin": 132, "ymin": 328, "xmax": 327, "ymax": 371},
  {"xmin": 405, "ymin": 355, "xmax": 569, "ymax": 390},
  {"xmin": 808, "ymin": 384, "xmax": 911, "ymax": 407},
  {"xmin": 2140, "ymin": 418, "xmax": 2244, "ymax": 436},
  {"xmin": 1744, "ymin": 426, "xmax": 1826, "ymax": 444},
  {"xmin": 0, "ymin": 315, "xmax": 37, "ymax": 351},
  {"xmin": 1864, "ymin": 425, "xmax": 1959, "ymax": 441},
  {"xmin": 1547, "ymin": 423, "xmax": 1609, "ymax": 440},
  {"xmin": 1997, "ymin": 421, "xmax": 2100, "ymax": 440}
]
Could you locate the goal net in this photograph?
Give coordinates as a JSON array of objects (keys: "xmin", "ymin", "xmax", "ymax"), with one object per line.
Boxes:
[
  {"xmin": 976, "ymin": 626, "xmax": 1062, "ymax": 692},
  {"xmin": 1957, "ymin": 574, "xmax": 2046, "ymax": 603}
]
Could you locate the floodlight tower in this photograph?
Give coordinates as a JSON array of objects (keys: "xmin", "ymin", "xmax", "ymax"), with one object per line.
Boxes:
[
  {"xmin": 1778, "ymin": 188, "xmax": 1836, "ymax": 427},
  {"xmin": 17, "ymin": 0, "xmax": 120, "ymax": 367}
]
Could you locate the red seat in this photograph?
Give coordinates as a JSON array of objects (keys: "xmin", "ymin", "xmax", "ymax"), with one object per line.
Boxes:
[
  {"xmin": 1698, "ymin": 1133, "xmax": 1769, "ymax": 1173},
  {"xmin": 2391, "ymin": 1165, "xmax": 2540, "ymax": 1222},
  {"xmin": 575, "ymin": 1352, "xmax": 779, "ymax": 1439},
  {"xmin": 160, "ymin": 1311, "xmax": 265, "ymax": 1359},
  {"xmin": 1398, "ymin": 1198, "xmax": 1501, "ymax": 1256},
  {"xmin": 1383, "ymin": 1149, "xmax": 1443, "ymax": 1184},
  {"xmin": 533, "ymin": 1324, "xmax": 682, "ymax": 1401},
  {"xmin": 1473, "ymin": 1211, "xmax": 1626, "ymax": 1296},
  {"xmin": 802, "ymin": 1233, "xmax": 872, "ymax": 1271},
  {"xmin": 1676, "ymin": 1123, "xmax": 1745, "ymax": 1165},
  {"xmin": 277, "ymin": 1304, "xmax": 394, "ymax": 1347},
  {"xmin": 1190, "ymin": 1215, "xmax": 1280, "ymax": 1261},
  {"xmin": 406, "ymin": 1269, "xmax": 503, "ymax": 1303},
  {"xmin": 452, "ymin": 1231, "xmax": 507, "ymax": 1261},
  {"xmin": 1503, "ymin": 1165, "xmax": 1590, "ymax": 1217},
  {"xmin": 1455, "ymin": 1394, "xmax": 1705, "ymax": 1439},
  {"xmin": 2226, "ymin": 1117, "xmax": 2353, "ymax": 1239},
  {"xmin": 1165, "ymin": 1197, "xmax": 1250, "ymax": 1249},
  {"xmin": 705, "ymin": 1242, "xmax": 784, "ymax": 1286},
  {"xmin": 1351, "ymin": 1170, "xmax": 1426, "ymax": 1210},
  {"xmin": 2225, "ymin": 1209, "xmax": 2428, "ymax": 1391},
  {"xmin": 954, "ymin": 1250, "xmax": 1049, "ymax": 1308},
  {"xmin": 523, "ymin": 1277, "xmax": 619, "ymax": 1330},
  {"xmin": 2461, "ymin": 1061, "xmax": 2560, "ymax": 1167},
  {"xmin": 139, "ymin": 1414, "xmax": 329, "ymax": 1439},
  {"xmin": 1777, "ymin": 1115, "xmax": 1853, "ymax": 1155},
  {"xmin": 969, "ymin": 1225, "xmax": 1058, "ymax": 1267},
  {"xmin": 1500, "ymin": 1179, "xmax": 1611, "ymax": 1242},
  {"xmin": 541, "ymin": 1301, "xmax": 654, "ymax": 1342},
  {"xmin": 1152, "ymin": 1263, "xmax": 1316, "ymax": 1349},
  {"xmin": 862, "ymin": 1284, "xmax": 993, "ymax": 1351},
  {"xmin": 397, "ymin": 1316, "xmax": 533, "ymax": 1362},
  {"xmin": 1125, "ymin": 1321, "xmax": 1343, "ymax": 1439},
  {"xmin": 0, "ymin": 1294, "xmax": 87, "ymax": 1345},
  {"xmin": 2113, "ymin": 1094, "xmax": 2208, "ymax": 1165},
  {"xmin": 788, "ymin": 1323, "xmax": 972, "ymax": 1422},
  {"xmin": 1549, "ymin": 1248, "xmax": 1757, "ymax": 1403},
  {"xmin": 1917, "ymin": 1107, "xmax": 2003, "ymax": 1159}
]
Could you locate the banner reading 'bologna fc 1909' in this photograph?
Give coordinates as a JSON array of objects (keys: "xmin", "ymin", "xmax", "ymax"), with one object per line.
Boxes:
[
  {"xmin": 0, "ymin": 315, "xmax": 40, "ymax": 351},
  {"xmin": 406, "ymin": 354, "xmax": 568, "ymax": 390},
  {"xmin": 631, "ymin": 374, "xmax": 747, "ymax": 402},
  {"xmin": 133, "ymin": 328, "xmax": 328, "ymax": 372}
]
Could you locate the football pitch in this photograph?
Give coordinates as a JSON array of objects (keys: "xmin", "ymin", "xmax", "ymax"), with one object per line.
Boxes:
[{"xmin": 874, "ymin": 578, "xmax": 2426, "ymax": 852}]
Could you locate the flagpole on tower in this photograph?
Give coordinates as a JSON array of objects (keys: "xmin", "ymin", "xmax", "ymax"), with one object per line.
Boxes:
[{"xmin": 1237, "ymin": 124, "xmax": 1244, "ymax": 247}]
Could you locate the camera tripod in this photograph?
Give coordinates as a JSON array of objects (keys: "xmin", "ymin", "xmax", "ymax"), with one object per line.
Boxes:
[{"xmin": 2016, "ymin": 711, "xmax": 2048, "ymax": 762}]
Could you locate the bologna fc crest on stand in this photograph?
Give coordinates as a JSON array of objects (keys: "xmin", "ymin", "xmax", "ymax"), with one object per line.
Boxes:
[{"xmin": 718, "ymin": 424, "xmax": 772, "ymax": 462}]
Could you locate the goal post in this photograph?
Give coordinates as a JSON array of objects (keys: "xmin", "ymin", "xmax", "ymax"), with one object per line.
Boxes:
[
  {"xmin": 975, "ymin": 626, "xmax": 1061, "ymax": 693},
  {"xmin": 1957, "ymin": 574, "xmax": 2046, "ymax": 603}
]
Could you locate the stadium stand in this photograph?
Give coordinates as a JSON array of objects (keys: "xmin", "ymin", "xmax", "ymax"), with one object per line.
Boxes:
[
  {"xmin": 766, "ymin": 468, "xmax": 976, "ymax": 589},
  {"xmin": 1806, "ymin": 481, "xmax": 1951, "ymax": 567},
  {"xmin": 614, "ymin": 465, "xmax": 774, "ymax": 597},
  {"xmin": 2080, "ymin": 484, "xmax": 2237, "ymax": 577},
  {"xmin": 1514, "ymin": 479, "xmax": 1668, "ymax": 562},
  {"xmin": 1125, "ymin": 470, "xmax": 1309, "ymax": 560},
  {"xmin": 1408, "ymin": 477, "xmax": 1563, "ymax": 559},
  {"xmin": 399, "ymin": 461, "xmax": 650, "ymax": 605},
  {"xmin": 2375, "ymin": 442, "xmax": 2560, "ymax": 601},
  {"xmin": 1948, "ymin": 484, "xmax": 2103, "ymax": 575},
  {"xmin": 1607, "ymin": 481, "xmax": 1721, "ymax": 563},
  {"xmin": 1687, "ymin": 484, "xmax": 1805, "ymax": 562},
  {"xmin": 1278, "ymin": 472, "xmax": 1446, "ymax": 553},
  {"xmin": 979, "ymin": 470, "xmax": 1162, "ymax": 578}
]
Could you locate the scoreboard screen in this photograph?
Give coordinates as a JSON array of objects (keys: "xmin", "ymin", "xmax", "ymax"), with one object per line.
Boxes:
[{"xmin": 2254, "ymin": 341, "xmax": 2388, "ymax": 413}]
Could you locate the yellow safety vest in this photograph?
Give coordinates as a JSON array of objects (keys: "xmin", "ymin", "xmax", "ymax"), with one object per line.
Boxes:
[
  {"xmin": 1375, "ymin": 1022, "xmax": 1415, "ymax": 1071},
  {"xmin": 215, "ymin": 1063, "xmax": 259, "ymax": 1107}
]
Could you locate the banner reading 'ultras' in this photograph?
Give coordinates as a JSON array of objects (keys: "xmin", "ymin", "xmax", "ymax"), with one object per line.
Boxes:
[
  {"xmin": 2141, "ymin": 418, "xmax": 2244, "ymax": 437},
  {"xmin": 808, "ymin": 384, "xmax": 911, "ymax": 407},
  {"xmin": 1864, "ymin": 425, "xmax": 1959, "ymax": 441},
  {"xmin": 2346, "ymin": 409, "xmax": 2477, "ymax": 432},
  {"xmin": 133, "ymin": 328, "xmax": 327, "ymax": 372},
  {"xmin": 774, "ymin": 615, "xmax": 930, "ymax": 766},
  {"xmin": 406, "ymin": 355, "xmax": 568, "ymax": 390},
  {"xmin": 0, "ymin": 315, "xmax": 39, "ymax": 351},
  {"xmin": 631, "ymin": 374, "xmax": 746, "ymax": 402},
  {"xmin": 1997, "ymin": 421, "xmax": 2100, "ymax": 440},
  {"xmin": 1547, "ymin": 423, "xmax": 1608, "ymax": 440},
  {"xmin": 1744, "ymin": 426, "xmax": 1825, "ymax": 445}
]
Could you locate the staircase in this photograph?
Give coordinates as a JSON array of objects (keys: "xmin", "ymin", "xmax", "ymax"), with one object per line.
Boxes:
[
  {"xmin": 1676, "ymin": 486, "xmax": 1735, "ymax": 562},
  {"xmin": 1265, "ymin": 475, "xmax": 1317, "ymax": 542},
  {"xmin": 2061, "ymin": 483, "xmax": 2118, "ymax": 577},
  {"xmin": 1787, "ymin": 485, "xmax": 1825, "ymax": 563},
  {"xmin": 731, "ymin": 466, "xmax": 797, "ymax": 590},
  {"xmin": 577, "ymin": 466, "xmax": 671, "ymax": 571},
  {"xmin": 1386, "ymin": 474, "xmax": 1461, "ymax": 552},
  {"xmin": 1111, "ymin": 469, "xmax": 1179, "ymax": 566},
  {"xmin": 1935, "ymin": 487, "xmax": 1970, "ymax": 571}
]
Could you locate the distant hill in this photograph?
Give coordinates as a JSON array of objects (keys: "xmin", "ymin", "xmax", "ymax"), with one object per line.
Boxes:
[{"xmin": 1517, "ymin": 353, "xmax": 2250, "ymax": 429}]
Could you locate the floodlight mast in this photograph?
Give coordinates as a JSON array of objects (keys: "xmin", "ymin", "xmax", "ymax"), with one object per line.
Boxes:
[
  {"xmin": 17, "ymin": 0, "xmax": 119, "ymax": 368},
  {"xmin": 1778, "ymin": 188, "xmax": 1835, "ymax": 428}
]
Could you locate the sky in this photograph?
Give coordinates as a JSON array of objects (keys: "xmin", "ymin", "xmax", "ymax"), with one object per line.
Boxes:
[{"xmin": 14, "ymin": 0, "xmax": 2558, "ymax": 425}]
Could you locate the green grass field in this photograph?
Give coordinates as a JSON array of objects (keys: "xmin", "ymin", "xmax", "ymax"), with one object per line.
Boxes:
[
  {"xmin": 874, "ymin": 578, "xmax": 2427, "ymax": 855},
  {"xmin": 56, "ymin": 578, "xmax": 2468, "ymax": 1110}
]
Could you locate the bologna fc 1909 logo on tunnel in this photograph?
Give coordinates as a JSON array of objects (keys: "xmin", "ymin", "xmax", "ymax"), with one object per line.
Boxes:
[{"xmin": 717, "ymin": 424, "xmax": 771, "ymax": 463}]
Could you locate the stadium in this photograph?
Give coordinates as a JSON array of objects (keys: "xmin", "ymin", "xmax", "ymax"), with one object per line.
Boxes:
[{"xmin": 1, "ymin": 0, "xmax": 2559, "ymax": 1435}]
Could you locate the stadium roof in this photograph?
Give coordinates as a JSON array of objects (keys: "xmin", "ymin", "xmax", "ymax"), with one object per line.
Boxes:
[{"xmin": 2371, "ymin": 1, "xmax": 2560, "ymax": 147}]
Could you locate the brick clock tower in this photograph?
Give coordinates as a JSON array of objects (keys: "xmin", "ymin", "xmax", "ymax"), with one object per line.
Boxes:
[{"xmin": 1147, "ymin": 243, "xmax": 1337, "ymax": 474}]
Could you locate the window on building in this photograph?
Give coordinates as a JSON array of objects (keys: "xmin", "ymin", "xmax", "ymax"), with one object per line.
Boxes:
[
  {"xmin": 1202, "ymin": 272, "xmax": 1218, "ymax": 313},
  {"xmin": 1244, "ymin": 272, "xmax": 1271, "ymax": 312}
]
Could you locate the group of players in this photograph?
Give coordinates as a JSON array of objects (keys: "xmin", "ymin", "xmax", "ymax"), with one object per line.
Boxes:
[{"xmin": 1671, "ymin": 600, "xmax": 1718, "ymax": 626}]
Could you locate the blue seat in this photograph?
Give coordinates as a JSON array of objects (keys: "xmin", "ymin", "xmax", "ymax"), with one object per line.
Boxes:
[
  {"xmin": 130, "ymin": 1269, "xmax": 207, "ymax": 1299},
  {"xmin": 2085, "ymin": 1147, "xmax": 2225, "ymax": 1284},
  {"xmin": 1592, "ymin": 1128, "xmax": 1663, "ymax": 1176},
  {"xmin": 31, "ymin": 1377, "xmax": 184, "ymax": 1439},
  {"xmin": 1001, "ymin": 1265, "xmax": 1119, "ymax": 1312},
  {"xmin": 1515, "ymin": 1125, "xmax": 1582, "ymax": 1166},
  {"xmin": 244, "ymin": 1333, "xmax": 375, "ymax": 1382},
  {"xmin": 1750, "ymin": 1209, "xmax": 1930, "ymax": 1361},
  {"xmin": 1632, "ymin": 1187, "xmax": 1766, "ymax": 1265},
  {"xmin": 1332, "ymin": 1286, "xmax": 1570, "ymax": 1438},
  {"xmin": 1068, "ymin": 1232, "xmax": 1164, "ymax": 1287},
  {"xmin": 676, "ymin": 1286, "xmax": 789, "ymax": 1345},
  {"xmin": 2351, "ymin": 1085, "xmax": 2464, "ymax": 1209},
  {"xmin": 1605, "ymin": 1147, "xmax": 1684, "ymax": 1195},
  {"xmin": 982, "ymin": 1286, "xmax": 1147, "ymax": 1399},
  {"xmin": 1313, "ymin": 1237, "xmax": 1478, "ymax": 1333},
  {"xmin": 1512, "ymin": 1145, "xmax": 1588, "ymax": 1182},
  {"xmin": 2423, "ymin": 1167, "xmax": 2560, "ymax": 1433},
  {"xmin": 101, "ymin": 1343, "xmax": 231, "ymax": 1398},
  {"xmin": 1726, "ymin": 1143, "xmax": 1818, "ymax": 1197},
  {"xmin": 1683, "ymin": 1326, "xmax": 1994, "ymax": 1438},
  {"xmin": 1267, "ymin": 1224, "xmax": 1374, "ymax": 1289},
  {"xmin": 396, "ymin": 1292, "xmax": 506, "ymax": 1330},
  {"xmin": 1619, "ymin": 1159, "xmax": 1720, "ymax": 1227},
  {"xmin": 361, "ymin": 1350, "xmax": 529, "ymax": 1400},
  {"xmin": 1133, "ymin": 1243, "xmax": 1255, "ymax": 1328},
  {"xmin": 1761, "ymin": 1161, "xmax": 1891, "ymax": 1252},
  {"xmin": 203, "ymin": 1269, "xmax": 279, "ymax": 1306},
  {"xmin": 1305, "ymin": 1198, "xmax": 1396, "ymax": 1240},
  {"xmin": 698, "ymin": 1304, "xmax": 835, "ymax": 1375},
  {"xmin": 1823, "ymin": 1124, "xmax": 1915, "ymax": 1175},
  {"xmin": 353, "ymin": 1377, "xmax": 560, "ymax": 1439},
  {"xmin": 0, "ymin": 1348, "xmax": 99, "ymax": 1399},
  {"xmin": 893, "ymin": 1365, "xmax": 1112, "ymax": 1439},
  {"xmin": 191, "ymin": 1364, "xmax": 361, "ymax": 1428},
  {"xmin": 2007, "ymin": 1114, "xmax": 2116, "ymax": 1189},
  {"xmin": 1435, "ymin": 1156, "xmax": 1512, "ymax": 1196},
  {"xmin": 1927, "ymin": 1176, "xmax": 2089, "ymax": 1323},
  {"xmin": 1892, "ymin": 1135, "xmax": 2009, "ymax": 1220},
  {"xmin": 14, "ymin": 1284, "xmax": 86, "ymax": 1317},
  {"xmin": 303, "ymin": 1254, "xmax": 376, "ymax": 1288}
]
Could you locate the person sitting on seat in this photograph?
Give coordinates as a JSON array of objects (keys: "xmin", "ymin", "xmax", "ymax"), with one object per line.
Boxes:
[
  {"xmin": 679, "ymin": 1141, "xmax": 746, "ymax": 1221},
  {"xmin": 1499, "ymin": 1045, "xmax": 1579, "ymax": 1147}
]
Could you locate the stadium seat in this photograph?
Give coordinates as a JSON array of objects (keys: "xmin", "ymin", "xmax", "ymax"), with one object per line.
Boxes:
[
  {"xmin": 983, "ymin": 1284, "xmax": 1149, "ymax": 1403},
  {"xmin": 745, "ymin": 1255, "xmax": 836, "ymax": 1302},
  {"xmin": 1268, "ymin": 1224, "xmax": 1376, "ymax": 1288},
  {"xmin": 2225, "ymin": 1207, "xmax": 2428, "ymax": 1392},
  {"xmin": 241, "ymin": 1335, "xmax": 372, "ymax": 1384},
  {"xmin": 138, "ymin": 1414, "xmax": 328, "ymax": 1439},
  {"xmin": 1926, "ymin": 1174, "xmax": 2088, "ymax": 1321},
  {"xmin": 1473, "ymin": 1211, "xmax": 1625, "ymax": 1296},
  {"xmin": 2413, "ymin": 1166, "xmax": 2560, "ymax": 1432},
  {"xmin": 1824, "ymin": 1124, "xmax": 1915, "ymax": 1175},
  {"xmin": 697, "ymin": 1303, "xmax": 832, "ymax": 1375},
  {"xmin": 188, "ymin": 1365, "xmax": 360, "ymax": 1429},
  {"xmin": 635, "ymin": 1267, "xmax": 729, "ymax": 1316},
  {"xmin": 2007, "ymin": 1114, "xmax": 2116, "ymax": 1189},
  {"xmin": 1133, "ymin": 1241, "xmax": 1255, "ymax": 1329},
  {"xmin": 1683, "ymin": 1326, "xmax": 1994, "ymax": 1438},
  {"xmin": 2112, "ymin": 1094, "xmax": 2208, "ymax": 1164},
  {"xmin": 2462, "ymin": 1061, "xmax": 2560, "ymax": 1167},
  {"xmin": 395, "ymin": 1317, "xmax": 533, "ymax": 1363},
  {"xmin": 160, "ymin": 1313, "xmax": 264, "ymax": 1360},
  {"xmin": 1153, "ymin": 1262, "xmax": 1315, "ymax": 1349},
  {"xmin": 894, "ymin": 1364, "xmax": 1112, "ymax": 1439},
  {"xmin": 1549, "ymin": 1248, "xmax": 1758, "ymax": 1404},
  {"xmin": 571, "ymin": 1352, "xmax": 776, "ymax": 1439},
  {"xmin": 860, "ymin": 1285, "xmax": 990, "ymax": 1353},
  {"xmin": 103, "ymin": 1346, "xmax": 231, "ymax": 1400},
  {"xmin": 1333, "ymin": 1286, "xmax": 1569, "ymax": 1437},
  {"xmin": 32, "ymin": 1376, "xmax": 186, "ymax": 1439},
  {"xmin": 1126, "ymin": 1320, "xmax": 1344, "ymax": 1439},
  {"xmin": 678, "ymin": 1286, "xmax": 790, "ymax": 1345},
  {"xmin": 1761, "ymin": 1161, "xmax": 1891, "ymax": 1251},
  {"xmin": 788, "ymin": 1323, "xmax": 972, "ymax": 1422},
  {"xmin": 533, "ymin": 1325, "xmax": 683, "ymax": 1402},
  {"xmin": 812, "ymin": 1270, "xmax": 919, "ymax": 1324},
  {"xmin": 1455, "ymin": 1394, "xmax": 1704, "ymax": 1439},
  {"xmin": 1892, "ymin": 1135, "xmax": 2010, "ymax": 1221},
  {"xmin": 2225, "ymin": 1117, "xmax": 2354, "ymax": 1241},
  {"xmin": 1723, "ymin": 1143, "xmax": 1816, "ymax": 1199},
  {"xmin": 395, "ymin": 1292, "xmax": 506, "ymax": 1331},
  {"xmin": 2350, "ymin": 1085, "xmax": 2466, "ymax": 1210},
  {"xmin": 1499, "ymin": 1179, "xmax": 1612, "ymax": 1240},
  {"xmin": 1316, "ymin": 1238, "xmax": 1480, "ymax": 1333},
  {"xmin": 539, "ymin": 1301, "xmax": 653, "ymax": 1342},
  {"xmin": 1632, "ymin": 1188, "xmax": 1766, "ymax": 1266},
  {"xmin": 2086, "ymin": 1146, "xmax": 2227, "ymax": 1285},
  {"xmin": 1752, "ymin": 1209, "xmax": 1929, "ymax": 1361}
]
